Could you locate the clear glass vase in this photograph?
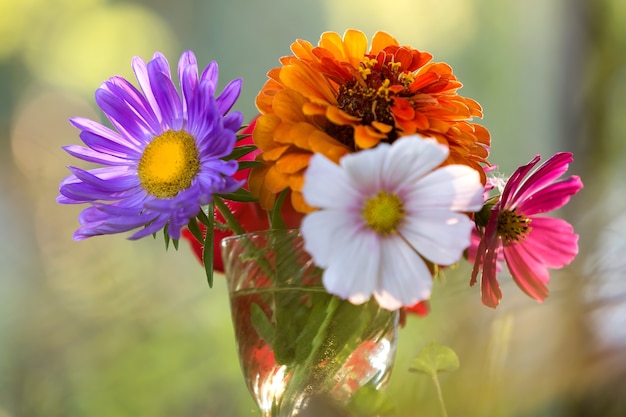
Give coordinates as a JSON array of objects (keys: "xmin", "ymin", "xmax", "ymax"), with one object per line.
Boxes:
[{"xmin": 221, "ymin": 229, "xmax": 399, "ymax": 417}]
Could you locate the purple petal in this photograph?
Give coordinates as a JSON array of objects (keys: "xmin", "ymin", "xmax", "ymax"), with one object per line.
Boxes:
[
  {"xmin": 178, "ymin": 51, "xmax": 198, "ymax": 117},
  {"xmin": 186, "ymin": 79, "xmax": 219, "ymax": 137},
  {"xmin": 95, "ymin": 86, "xmax": 154, "ymax": 145},
  {"xmin": 200, "ymin": 61, "xmax": 219, "ymax": 93},
  {"xmin": 216, "ymin": 78, "xmax": 242, "ymax": 115},
  {"xmin": 67, "ymin": 166, "xmax": 138, "ymax": 192},
  {"xmin": 223, "ymin": 111, "xmax": 244, "ymax": 133},
  {"xmin": 102, "ymin": 76, "xmax": 161, "ymax": 135},
  {"xmin": 132, "ymin": 56, "xmax": 162, "ymax": 123},
  {"xmin": 70, "ymin": 117, "xmax": 142, "ymax": 154},
  {"xmin": 76, "ymin": 130, "xmax": 141, "ymax": 159},
  {"xmin": 63, "ymin": 145, "xmax": 130, "ymax": 165},
  {"xmin": 147, "ymin": 59, "xmax": 183, "ymax": 130}
]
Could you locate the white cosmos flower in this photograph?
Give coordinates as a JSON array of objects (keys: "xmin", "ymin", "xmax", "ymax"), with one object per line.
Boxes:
[{"xmin": 301, "ymin": 136, "xmax": 484, "ymax": 310}]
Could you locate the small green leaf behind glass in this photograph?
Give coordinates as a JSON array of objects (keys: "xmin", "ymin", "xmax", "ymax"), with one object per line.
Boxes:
[
  {"xmin": 410, "ymin": 341, "xmax": 460, "ymax": 377},
  {"xmin": 409, "ymin": 342, "xmax": 460, "ymax": 417}
]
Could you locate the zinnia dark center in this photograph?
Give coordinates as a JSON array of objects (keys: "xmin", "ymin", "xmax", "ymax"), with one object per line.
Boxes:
[
  {"xmin": 325, "ymin": 59, "xmax": 406, "ymax": 149},
  {"xmin": 497, "ymin": 209, "xmax": 532, "ymax": 243}
]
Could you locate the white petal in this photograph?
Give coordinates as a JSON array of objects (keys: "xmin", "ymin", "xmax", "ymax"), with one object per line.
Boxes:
[
  {"xmin": 320, "ymin": 227, "xmax": 381, "ymax": 303},
  {"xmin": 301, "ymin": 209, "xmax": 358, "ymax": 267},
  {"xmin": 401, "ymin": 209, "xmax": 474, "ymax": 265},
  {"xmin": 374, "ymin": 235, "xmax": 433, "ymax": 309},
  {"xmin": 382, "ymin": 137, "xmax": 449, "ymax": 191},
  {"xmin": 406, "ymin": 165, "xmax": 483, "ymax": 212},
  {"xmin": 302, "ymin": 154, "xmax": 360, "ymax": 208},
  {"xmin": 341, "ymin": 143, "xmax": 388, "ymax": 194}
]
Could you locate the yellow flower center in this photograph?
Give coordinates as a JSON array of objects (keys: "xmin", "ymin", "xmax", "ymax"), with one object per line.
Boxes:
[
  {"xmin": 362, "ymin": 191, "xmax": 405, "ymax": 234},
  {"xmin": 496, "ymin": 209, "xmax": 532, "ymax": 243},
  {"xmin": 137, "ymin": 130, "xmax": 200, "ymax": 199}
]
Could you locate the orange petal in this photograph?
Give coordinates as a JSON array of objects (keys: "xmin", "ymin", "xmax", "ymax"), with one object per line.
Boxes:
[
  {"xmin": 307, "ymin": 130, "xmax": 350, "ymax": 161},
  {"xmin": 391, "ymin": 97, "xmax": 415, "ymax": 120},
  {"xmin": 343, "ymin": 29, "xmax": 368, "ymax": 66},
  {"xmin": 248, "ymin": 164, "xmax": 275, "ymax": 210},
  {"xmin": 326, "ymin": 105, "xmax": 361, "ymax": 125},
  {"xmin": 276, "ymin": 152, "xmax": 312, "ymax": 174},
  {"xmin": 371, "ymin": 121, "xmax": 393, "ymax": 133},
  {"xmin": 253, "ymin": 115, "xmax": 282, "ymax": 150},
  {"xmin": 256, "ymin": 78, "xmax": 281, "ymax": 114},
  {"xmin": 354, "ymin": 125, "xmax": 385, "ymax": 149},
  {"xmin": 318, "ymin": 31, "xmax": 346, "ymax": 60},
  {"xmin": 409, "ymin": 71, "xmax": 440, "ymax": 93},
  {"xmin": 263, "ymin": 145, "xmax": 290, "ymax": 161},
  {"xmin": 394, "ymin": 47, "xmax": 414, "ymax": 69},
  {"xmin": 272, "ymin": 89, "xmax": 307, "ymax": 122},
  {"xmin": 280, "ymin": 60, "xmax": 336, "ymax": 104},
  {"xmin": 265, "ymin": 165, "xmax": 290, "ymax": 194},
  {"xmin": 370, "ymin": 31, "xmax": 398, "ymax": 54},
  {"xmin": 290, "ymin": 39, "xmax": 316, "ymax": 60},
  {"xmin": 302, "ymin": 102, "xmax": 327, "ymax": 116},
  {"xmin": 288, "ymin": 172, "xmax": 305, "ymax": 191},
  {"xmin": 291, "ymin": 190, "xmax": 315, "ymax": 213}
]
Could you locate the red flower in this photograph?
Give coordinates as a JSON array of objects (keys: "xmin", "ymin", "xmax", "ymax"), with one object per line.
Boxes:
[{"xmin": 182, "ymin": 117, "xmax": 304, "ymax": 271}]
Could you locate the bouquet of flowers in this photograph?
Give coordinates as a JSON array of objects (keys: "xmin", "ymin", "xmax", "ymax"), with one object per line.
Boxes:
[{"xmin": 57, "ymin": 29, "xmax": 582, "ymax": 416}]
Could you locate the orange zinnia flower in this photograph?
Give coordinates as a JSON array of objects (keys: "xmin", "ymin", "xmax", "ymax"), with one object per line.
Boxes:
[{"xmin": 250, "ymin": 29, "xmax": 491, "ymax": 213}]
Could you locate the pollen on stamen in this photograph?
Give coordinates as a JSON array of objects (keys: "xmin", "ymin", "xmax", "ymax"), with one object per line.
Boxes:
[
  {"xmin": 497, "ymin": 209, "xmax": 532, "ymax": 243},
  {"xmin": 362, "ymin": 190, "xmax": 405, "ymax": 234},
  {"xmin": 137, "ymin": 130, "xmax": 200, "ymax": 199}
]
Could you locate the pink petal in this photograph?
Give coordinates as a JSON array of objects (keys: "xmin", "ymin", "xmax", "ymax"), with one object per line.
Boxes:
[
  {"xmin": 500, "ymin": 155, "xmax": 541, "ymax": 206},
  {"xmin": 509, "ymin": 152, "xmax": 574, "ymax": 208},
  {"xmin": 517, "ymin": 176, "xmax": 583, "ymax": 215},
  {"xmin": 503, "ymin": 242, "xmax": 550, "ymax": 302},
  {"xmin": 519, "ymin": 217, "xmax": 579, "ymax": 268},
  {"xmin": 470, "ymin": 211, "xmax": 503, "ymax": 308}
]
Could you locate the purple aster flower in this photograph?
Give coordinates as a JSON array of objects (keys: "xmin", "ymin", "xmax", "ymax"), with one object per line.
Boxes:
[
  {"xmin": 470, "ymin": 152, "xmax": 583, "ymax": 308},
  {"xmin": 57, "ymin": 51, "xmax": 244, "ymax": 240}
]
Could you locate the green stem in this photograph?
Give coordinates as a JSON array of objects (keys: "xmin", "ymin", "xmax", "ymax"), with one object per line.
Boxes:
[
  {"xmin": 278, "ymin": 296, "xmax": 342, "ymax": 411},
  {"xmin": 213, "ymin": 197, "xmax": 246, "ymax": 235},
  {"xmin": 432, "ymin": 374, "xmax": 449, "ymax": 417}
]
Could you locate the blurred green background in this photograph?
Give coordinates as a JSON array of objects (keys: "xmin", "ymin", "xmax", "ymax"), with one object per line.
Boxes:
[{"xmin": 1, "ymin": 0, "xmax": 625, "ymax": 416}]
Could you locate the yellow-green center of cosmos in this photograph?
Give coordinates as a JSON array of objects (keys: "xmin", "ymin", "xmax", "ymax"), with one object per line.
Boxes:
[
  {"xmin": 138, "ymin": 130, "xmax": 200, "ymax": 199},
  {"xmin": 497, "ymin": 209, "xmax": 532, "ymax": 243},
  {"xmin": 362, "ymin": 190, "xmax": 405, "ymax": 234}
]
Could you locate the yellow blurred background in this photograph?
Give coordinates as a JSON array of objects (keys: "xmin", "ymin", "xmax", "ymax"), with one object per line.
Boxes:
[{"xmin": 1, "ymin": 0, "xmax": 625, "ymax": 416}]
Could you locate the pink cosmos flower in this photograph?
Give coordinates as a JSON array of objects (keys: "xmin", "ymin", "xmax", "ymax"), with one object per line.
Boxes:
[{"xmin": 470, "ymin": 152, "xmax": 583, "ymax": 308}]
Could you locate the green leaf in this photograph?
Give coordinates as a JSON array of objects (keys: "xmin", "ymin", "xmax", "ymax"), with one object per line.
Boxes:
[
  {"xmin": 409, "ymin": 342, "xmax": 460, "ymax": 378},
  {"xmin": 219, "ymin": 188, "xmax": 258, "ymax": 202},
  {"xmin": 186, "ymin": 217, "xmax": 204, "ymax": 243},
  {"xmin": 196, "ymin": 207, "xmax": 211, "ymax": 227},
  {"xmin": 237, "ymin": 160, "xmax": 264, "ymax": 170},
  {"xmin": 163, "ymin": 225, "xmax": 170, "ymax": 250},
  {"xmin": 202, "ymin": 203, "xmax": 215, "ymax": 288},
  {"xmin": 250, "ymin": 303, "xmax": 276, "ymax": 345},
  {"xmin": 269, "ymin": 189, "xmax": 288, "ymax": 229},
  {"xmin": 236, "ymin": 132, "xmax": 252, "ymax": 142},
  {"xmin": 223, "ymin": 145, "xmax": 257, "ymax": 161},
  {"xmin": 347, "ymin": 384, "xmax": 395, "ymax": 417}
]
